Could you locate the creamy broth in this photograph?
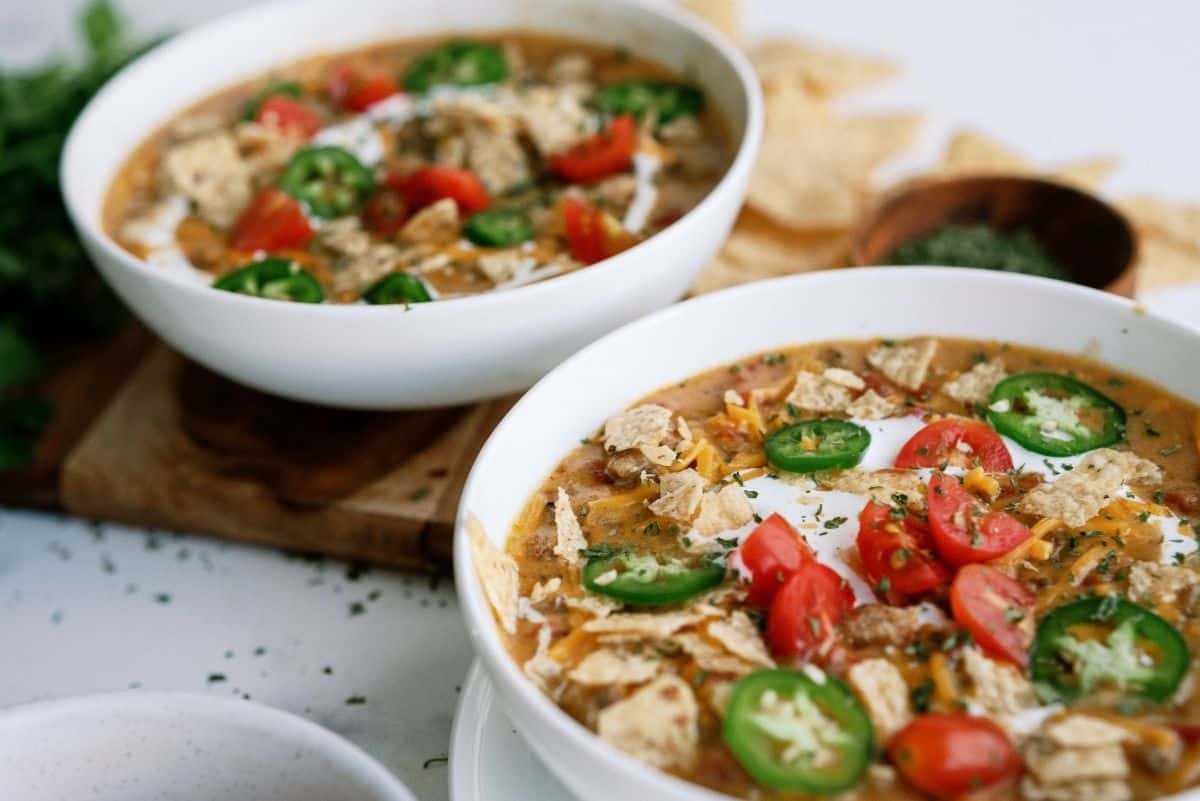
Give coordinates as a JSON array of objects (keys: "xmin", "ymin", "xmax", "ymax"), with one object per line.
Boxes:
[
  {"xmin": 104, "ymin": 33, "xmax": 731, "ymax": 304},
  {"xmin": 481, "ymin": 337, "xmax": 1200, "ymax": 801}
]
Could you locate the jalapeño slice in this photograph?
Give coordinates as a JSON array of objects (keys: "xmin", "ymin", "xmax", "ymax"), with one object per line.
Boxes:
[
  {"xmin": 241, "ymin": 80, "xmax": 302, "ymax": 121},
  {"xmin": 594, "ymin": 80, "xmax": 705, "ymax": 124},
  {"xmin": 582, "ymin": 549, "xmax": 724, "ymax": 607},
  {"xmin": 724, "ymin": 669, "xmax": 873, "ymax": 793},
  {"xmin": 986, "ymin": 372, "xmax": 1125, "ymax": 457},
  {"xmin": 765, "ymin": 420, "xmax": 871, "ymax": 474},
  {"xmin": 362, "ymin": 272, "xmax": 432, "ymax": 305},
  {"xmin": 464, "ymin": 208, "xmax": 533, "ymax": 248},
  {"xmin": 1030, "ymin": 595, "xmax": 1190, "ymax": 703},
  {"xmin": 279, "ymin": 146, "xmax": 374, "ymax": 219},
  {"xmin": 403, "ymin": 40, "xmax": 508, "ymax": 92},
  {"xmin": 213, "ymin": 258, "xmax": 324, "ymax": 303}
]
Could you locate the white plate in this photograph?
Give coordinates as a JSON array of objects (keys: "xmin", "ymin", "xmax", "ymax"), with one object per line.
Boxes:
[
  {"xmin": 449, "ymin": 663, "xmax": 574, "ymax": 801},
  {"xmin": 0, "ymin": 691, "xmax": 416, "ymax": 801},
  {"xmin": 1142, "ymin": 282, "xmax": 1200, "ymax": 333}
]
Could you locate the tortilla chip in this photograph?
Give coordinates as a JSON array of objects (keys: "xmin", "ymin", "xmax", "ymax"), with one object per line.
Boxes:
[
  {"xmin": 938, "ymin": 130, "xmax": 1116, "ymax": 191},
  {"xmin": 751, "ymin": 38, "xmax": 898, "ymax": 97},
  {"xmin": 939, "ymin": 129, "xmax": 1029, "ymax": 175},
  {"xmin": 705, "ymin": 611, "xmax": 774, "ymax": 666},
  {"xmin": 722, "ymin": 209, "xmax": 851, "ymax": 274},
  {"xmin": 565, "ymin": 593, "xmax": 623, "ymax": 619},
  {"xmin": 552, "ymin": 487, "xmax": 586, "ymax": 565},
  {"xmin": 1121, "ymin": 196, "xmax": 1200, "ymax": 256},
  {"xmin": 1052, "ymin": 155, "xmax": 1119, "ymax": 191},
  {"xmin": 567, "ymin": 648, "xmax": 663, "ymax": 686},
  {"xmin": 672, "ymin": 632, "xmax": 756, "ymax": 675},
  {"xmin": 1137, "ymin": 233, "xmax": 1200, "ymax": 294},
  {"xmin": 750, "ymin": 92, "xmax": 922, "ymax": 229},
  {"xmin": 466, "ymin": 514, "xmax": 520, "ymax": 635},
  {"xmin": 690, "ymin": 255, "xmax": 748, "ymax": 295},
  {"xmin": 583, "ymin": 609, "xmax": 714, "ymax": 639},
  {"xmin": 677, "ymin": 0, "xmax": 742, "ymax": 41},
  {"xmin": 597, "ymin": 674, "xmax": 699, "ymax": 770}
]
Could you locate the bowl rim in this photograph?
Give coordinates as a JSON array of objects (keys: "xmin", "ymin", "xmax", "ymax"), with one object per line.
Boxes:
[
  {"xmin": 453, "ymin": 265, "xmax": 1200, "ymax": 801},
  {"xmin": 0, "ymin": 690, "xmax": 416, "ymax": 801},
  {"xmin": 60, "ymin": 0, "xmax": 764, "ymax": 318}
]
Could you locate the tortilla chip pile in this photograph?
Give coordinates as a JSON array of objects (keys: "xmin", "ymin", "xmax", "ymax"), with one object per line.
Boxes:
[{"xmin": 679, "ymin": 1, "xmax": 1200, "ymax": 297}]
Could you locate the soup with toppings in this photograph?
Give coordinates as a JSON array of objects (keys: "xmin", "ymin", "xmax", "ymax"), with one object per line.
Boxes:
[
  {"xmin": 103, "ymin": 33, "xmax": 731, "ymax": 304},
  {"xmin": 470, "ymin": 336, "xmax": 1200, "ymax": 800}
]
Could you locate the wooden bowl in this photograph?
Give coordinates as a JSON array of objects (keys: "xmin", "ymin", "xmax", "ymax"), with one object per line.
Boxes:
[{"xmin": 852, "ymin": 175, "xmax": 1138, "ymax": 296}]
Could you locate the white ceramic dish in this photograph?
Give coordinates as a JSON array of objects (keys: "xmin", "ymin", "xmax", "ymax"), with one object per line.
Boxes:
[
  {"xmin": 61, "ymin": 0, "xmax": 761, "ymax": 409},
  {"xmin": 450, "ymin": 662, "xmax": 574, "ymax": 801},
  {"xmin": 0, "ymin": 691, "xmax": 415, "ymax": 801},
  {"xmin": 453, "ymin": 266, "xmax": 1200, "ymax": 801}
]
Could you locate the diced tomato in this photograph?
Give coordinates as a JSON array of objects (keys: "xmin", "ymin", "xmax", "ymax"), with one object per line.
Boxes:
[
  {"xmin": 856, "ymin": 501, "xmax": 949, "ymax": 600},
  {"xmin": 949, "ymin": 564, "xmax": 1036, "ymax": 667},
  {"xmin": 766, "ymin": 561, "xmax": 855, "ymax": 661},
  {"xmin": 229, "ymin": 188, "xmax": 313, "ymax": 253},
  {"xmin": 894, "ymin": 419, "xmax": 1013, "ymax": 472},
  {"xmin": 389, "ymin": 166, "xmax": 490, "ymax": 215},
  {"xmin": 326, "ymin": 63, "xmax": 358, "ymax": 106},
  {"xmin": 255, "ymin": 95, "xmax": 322, "ymax": 139},
  {"xmin": 550, "ymin": 114, "xmax": 637, "ymax": 184},
  {"xmin": 362, "ymin": 188, "xmax": 409, "ymax": 236},
  {"xmin": 1172, "ymin": 723, "xmax": 1200, "ymax": 744},
  {"xmin": 736, "ymin": 513, "xmax": 815, "ymax": 609},
  {"xmin": 346, "ymin": 74, "xmax": 400, "ymax": 112},
  {"xmin": 890, "ymin": 714, "xmax": 1020, "ymax": 799},
  {"xmin": 927, "ymin": 472, "xmax": 1030, "ymax": 566},
  {"xmin": 326, "ymin": 62, "xmax": 400, "ymax": 112},
  {"xmin": 562, "ymin": 196, "xmax": 609, "ymax": 265}
]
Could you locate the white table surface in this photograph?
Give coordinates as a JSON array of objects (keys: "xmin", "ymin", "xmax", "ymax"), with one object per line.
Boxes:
[{"xmin": 1, "ymin": 3, "xmax": 1197, "ymax": 801}]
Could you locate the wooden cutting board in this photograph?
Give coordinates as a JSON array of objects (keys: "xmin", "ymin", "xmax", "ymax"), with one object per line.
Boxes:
[{"xmin": 59, "ymin": 347, "xmax": 515, "ymax": 572}]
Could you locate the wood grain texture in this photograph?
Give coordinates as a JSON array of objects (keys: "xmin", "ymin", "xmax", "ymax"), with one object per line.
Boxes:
[
  {"xmin": 61, "ymin": 347, "xmax": 514, "ymax": 572},
  {"xmin": 0, "ymin": 325, "xmax": 152, "ymax": 508}
]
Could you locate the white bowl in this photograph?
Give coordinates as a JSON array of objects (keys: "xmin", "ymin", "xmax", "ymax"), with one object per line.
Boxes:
[
  {"xmin": 61, "ymin": 0, "xmax": 762, "ymax": 409},
  {"xmin": 453, "ymin": 266, "xmax": 1200, "ymax": 801},
  {"xmin": 0, "ymin": 691, "xmax": 414, "ymax": 801}
]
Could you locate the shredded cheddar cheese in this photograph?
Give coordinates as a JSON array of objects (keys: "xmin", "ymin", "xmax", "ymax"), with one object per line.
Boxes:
[
  {"xmin": 963, "ymin": 466, "xmax": 1000, "ymax": 500},
  {"xmin": 548, "ymin": 628, "xmax": 594, "ymax": 664},
  {"xmin": 725, "ymin": 398, "xmax": 765, "ymax": 440},
  {"xmin": 928, "ymin": 652, "xmax": 957, "ymax": 706},
  {"xmin": 992, "ymin": 517, "xmax": 1063, "ymax": 570},
  {"xmin": 727, "ymin": 452, "xmax": 767, "ymax": 471},
  {"xmin": 587, "ymin": 483, "xmax": 658, "ymax": 512}
]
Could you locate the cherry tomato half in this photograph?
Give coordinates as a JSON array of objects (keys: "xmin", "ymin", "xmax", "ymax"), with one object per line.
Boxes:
[
  {"xmin": 362, "ymin": 188, "xmax": 409, "ymax": 237},
  {"xmin": 766, "ymin": 561, "xmax": 855, "ymax": 662},
  {"xmin": 950, "ymin": 564, "xmax": 1036, "ymax": 667},
  {"xmin": 890, "ymin": 714, "xmax": 1020, "ymax": 800},
  {"xmin": 736, "ymin": 513, "xmax": 815, "ymax": 609},
  {"xmin": 390, "ymin": 166, "xmax": 490, "ymax": 216},
  {"xmin": 856, "ymin": 501, "xmax": 949, "ymax": 600},
  {"xmin": 229, "ymin": 188, "xmax": 313, "ymax": 253},
  {"xmin": 894, "ymin": 419, "xmax": 1013, "ymax": 472},
  {"xmin": 927, "ymin": 472, "xmax": 1030, "ymax": 566},
  {"xmin": 562, "ymin": 196, "xmax": 610, "ymax": 265},
  {"xmin": 550, "ymin": 114, "xmax": 637, "ymax": 184}
]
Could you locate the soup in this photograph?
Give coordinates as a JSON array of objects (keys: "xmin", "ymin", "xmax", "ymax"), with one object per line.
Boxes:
[
  {"xmin": 104, "ymin": 33, "xmax": 731, "ymax": 304},
  {"xmin": 471, "ymin": 336, "xmax": 1200, "ymax": 800}
]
